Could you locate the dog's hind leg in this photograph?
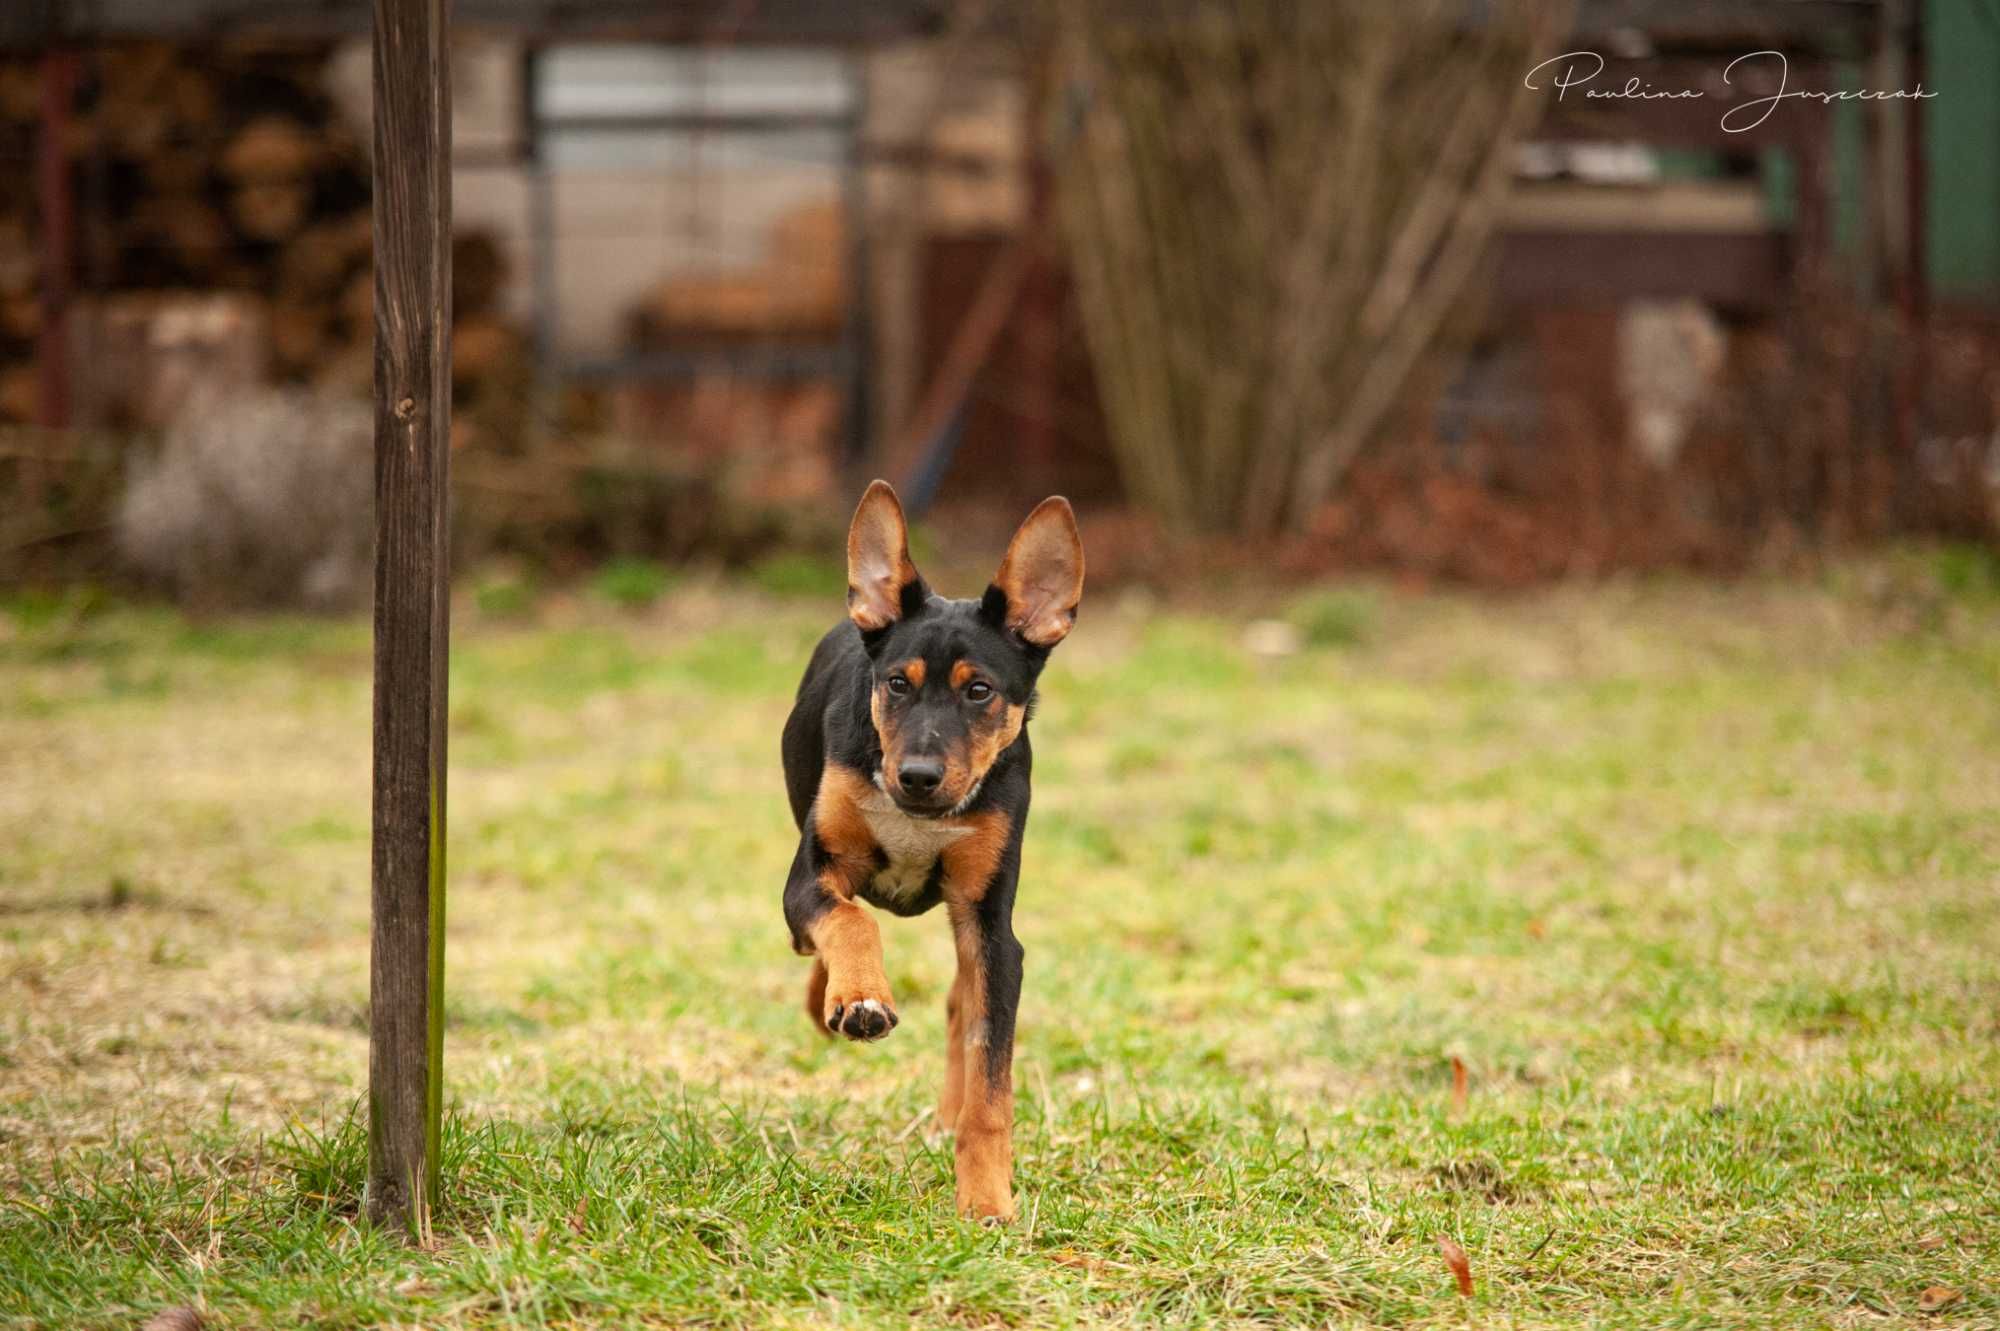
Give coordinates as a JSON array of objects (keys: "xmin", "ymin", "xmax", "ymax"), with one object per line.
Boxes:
[
  {"xmin": 936, "ymin": 969, "xmax": 969, "ymax": 1131},
  {"xmin": 804, "ymin": 957, "xmax": 831, "ymax": 1038}
]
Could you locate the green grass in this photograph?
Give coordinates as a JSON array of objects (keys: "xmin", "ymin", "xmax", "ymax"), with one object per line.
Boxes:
[{"xmin": 3, "ymin": 557, "xmax": 1998, "ymax": 1328}]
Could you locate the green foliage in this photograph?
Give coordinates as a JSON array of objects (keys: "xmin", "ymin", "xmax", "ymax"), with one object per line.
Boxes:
[
  {"xmin": 1930, "ymin": 541, "xmax": 2000, "ymax": 602},
  {"xmin": 1288, "ymin": 587, "xmax": 1377, "ymax": 648},
  {"xmin": 590, "ymin": 558, "xmax": 676, "ymax": 610},
  {"xmin": 1, "ymin": 585, "xmax": 117, "ymax": 633},
  {"xmin": 748, "ymin": 552, "xmax": 848, "ymax": 600},
  {"xmin": 472, "ymin": 570, "xmax": 538, "ymax": 620}
]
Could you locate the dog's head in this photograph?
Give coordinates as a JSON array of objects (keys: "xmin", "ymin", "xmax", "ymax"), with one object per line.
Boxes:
[{"xmin": 844, "ymin": 480, "xmax": 1085, "ymax": 817}]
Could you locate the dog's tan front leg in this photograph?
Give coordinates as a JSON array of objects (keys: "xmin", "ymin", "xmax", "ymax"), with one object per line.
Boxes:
[{"xmin": 809, "ymin": 897, "xmax": 898, "ymax": 1041}]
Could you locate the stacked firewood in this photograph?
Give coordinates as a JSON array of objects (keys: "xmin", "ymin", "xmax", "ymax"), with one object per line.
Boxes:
[
  {"xmin": 0, "ymin": 41, "xmax": 520, "ymax": 427},
  {"xmin": 610, "ymin": 199, "xmax": 846, "ymax": 502}
]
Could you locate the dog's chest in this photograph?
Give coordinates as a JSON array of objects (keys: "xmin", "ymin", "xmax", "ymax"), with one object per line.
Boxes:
[{"xmin": 857, "ymin": 789, "xmax": 971, "ymax": 905}]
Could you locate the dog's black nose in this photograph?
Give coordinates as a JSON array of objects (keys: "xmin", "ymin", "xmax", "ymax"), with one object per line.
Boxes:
[{"xmin": 898, "ymin": 758, "xmax": 945, "ymax": 795}]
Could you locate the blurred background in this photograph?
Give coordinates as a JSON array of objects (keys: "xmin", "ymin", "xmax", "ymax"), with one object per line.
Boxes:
[{"xmin": 0, "ymin": 0, "xmax": 1994, "ymax": 602}]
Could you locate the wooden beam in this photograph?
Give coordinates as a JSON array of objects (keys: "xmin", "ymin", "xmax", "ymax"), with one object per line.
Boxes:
[
  {"xmin": 367, "ymin": 0, "xmax": 452, "ymax": 1236},
  {"xmin": 1494, "ymin": 229, "xmax": 1791, "ymax": 312},
  {"xmin": 1017, "ymin": 43, "xmax": 1059, "ymax": 480},
  {"xmin": 1894, "ymin": 0, "xmax": 1927, "ymax": 458},
  {"xmin": 838, "ymin": 54, "xmax": 872, "ymax": 470},
  {"xmin": 36, "ymin": 49, "xmax": 75, "ymax": 438}
]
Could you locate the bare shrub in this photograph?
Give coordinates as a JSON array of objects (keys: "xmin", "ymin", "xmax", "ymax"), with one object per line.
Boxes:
[
  {"xmin": 1053, "ymin": 0, "xmax": 1572, "ymax": 533},
  {"xmin": 118, "ymin": 389, "xmax": 373, "ymax": 609}
]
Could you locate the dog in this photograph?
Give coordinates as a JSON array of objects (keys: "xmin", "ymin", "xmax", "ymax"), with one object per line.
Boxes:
[{"xmin": 780, "ymin": 480, "xmax": 1085, "ymax": 1222}]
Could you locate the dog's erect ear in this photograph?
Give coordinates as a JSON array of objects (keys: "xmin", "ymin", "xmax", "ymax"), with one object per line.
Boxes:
[
  {"xmin": 846, "ymin": 480, "xmax": 922, "ymax": 632},
  {"xmin": 987, "ymin": 496, "xmax": 1085, "ymax": 648}
]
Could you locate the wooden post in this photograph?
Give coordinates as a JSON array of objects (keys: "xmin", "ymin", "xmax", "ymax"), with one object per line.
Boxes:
[
  {"xmin": 1894, "ymin": 0, "xmax": 1927, "ymax": 461},
  {"xmin": 367, "ymin": 0, "xmax": 452, "ymax": 1234},
  {"xmin": 1017, "ymin": 43, "xmax": 1059, "ymax": 486},
  {"xmin": 838, "ymin": 54, "xmax": 873, "ymax": 470},
  {"xmin": 36, "ymin": 50, "xmax": 76, "ymax": 439}
]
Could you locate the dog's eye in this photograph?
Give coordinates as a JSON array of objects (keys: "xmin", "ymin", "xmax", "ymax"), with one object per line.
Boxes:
[
  {"xmin": 965, "ymin": 681, "xmax": 993, "ymax": 703},
  {"xmin": 887, "ymin": 675, "xmax": 912, "ymax": 696}
]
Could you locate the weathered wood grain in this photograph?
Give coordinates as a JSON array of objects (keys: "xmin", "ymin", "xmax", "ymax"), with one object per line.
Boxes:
[{"xmin": 366, "ymin": 0, "xmax": 451, "ymax": 1234}]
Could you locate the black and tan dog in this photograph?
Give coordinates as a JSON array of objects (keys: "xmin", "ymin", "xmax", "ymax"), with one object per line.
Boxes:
[{"xmin": 780, "ymin": 480, "xmax": 1084, "ymax": 1222}]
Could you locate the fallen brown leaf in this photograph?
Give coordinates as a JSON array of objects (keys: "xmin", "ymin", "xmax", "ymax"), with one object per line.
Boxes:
[
  {"xmin": 1438, "ymin": 1235, "xmax": 1473, "ymax": 1296},
  {"xmin": 141, "ymin": 1309, "xmax": 202, "ymax": 1331},
  {"xmin": 568, "ymin": 1195, "xmax": 588, "ymax": 1235},
  {"xmin": 1917, "ymin": 1286, "xmax": 1962, "ymax": 1313},
  {"xmin": 1449, "ymin": 1056, "xmax": 1469, "ymax": 1116},
  {"xmin": 1915, "ymin": 1234, "xmax": 1949, "ymax": 1251},
  {"xmin": 1048, "ymin": 1248, "xmax": 1108, "ymax": 1276}
]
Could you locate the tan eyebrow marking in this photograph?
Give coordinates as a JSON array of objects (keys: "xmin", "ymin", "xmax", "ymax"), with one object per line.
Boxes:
[
  {"xmin": 897, "ymin": 659, "xmax": 926, "ymax": 687},
  {"xmin": 951, "ymin": 660, "xmax": 977, "ymax": 689}
]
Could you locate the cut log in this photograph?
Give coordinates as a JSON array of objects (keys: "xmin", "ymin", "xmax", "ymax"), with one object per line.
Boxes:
[
  {"xmin": 452, "ymin": 316, "xmax": 520, "ymax": 387},
  {"xmin": 280, "ymin": 214, "xmax": 374, "ymax": 297},
  {"xmin": 0, "ymin": 366, "xmax": 36, "ymax": 423},
  {"xmin": 131, "ymin": 196, "xmax": 233, "ymax": 264},
  {"xmin": 142, "ymin": 149, "xmax": 211, "ymax": 195},
  {"xmin": 269, "ymin": 303, "xmax": 330, "ymax": 372},
  {"xmin": 230, "ymin": 182, "xmax": 313, "ymax": 242},
  {"xmin": 0, "ymin": 40, "xmax": 521, "ymax": 415},
  {"xmin": 0, "ymin": 64, "xmax": 39, "ymax": 121},
  {"xmin": 339, "ymin": 267, "xmax": 373, "ymax": 330},
  {"xmin": 0, "ymin": 219, "xmax": 33, "ymax": 295},
  {"xmin": 222, "ymin": 116, "xmax": 324, "ymax": 182},
  {"xmin": 1, "ymin": 295, "xmax": 37, "ymax": 341}
]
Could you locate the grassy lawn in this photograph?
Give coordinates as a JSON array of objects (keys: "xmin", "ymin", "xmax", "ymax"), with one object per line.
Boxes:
[{"xmin": 2, "ymin": 555, "xmax": 1997, "ymax": 1328}]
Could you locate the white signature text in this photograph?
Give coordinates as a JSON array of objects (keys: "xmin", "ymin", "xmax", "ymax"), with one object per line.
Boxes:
[{"xmin": 1524, "ymin": 51, "xmax": 1934, "ymax": 133}]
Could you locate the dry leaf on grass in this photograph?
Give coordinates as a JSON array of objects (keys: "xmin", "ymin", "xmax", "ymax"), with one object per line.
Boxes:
[
  {"xmin": 1438, "ymin": 1235, "xmax": 1473, "ymax": 1296},
  {"xmin": 1917, "ymin": 1286, "xmax": 1962, "ymax": 1313},
  {"xmin": 141, "ymin": 1310, "xmax": 202, "ymax": 1331},
  {"xmin": 1915, "ymin": 1234, "xmax": 1949, "ymax": 1251},
  {"xmin": 1449, "ymin": 1056, "xmax": 1469, "ymax": 1116},
  {"xmin": 1048, "ymin": 1248, "xmax": 1110, "ymax": 1276}
]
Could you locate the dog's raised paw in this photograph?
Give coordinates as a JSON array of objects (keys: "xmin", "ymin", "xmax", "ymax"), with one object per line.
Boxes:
[{"xmin": 827, "ymin": 996, "xmax": 899, "ymax": 1041}]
